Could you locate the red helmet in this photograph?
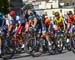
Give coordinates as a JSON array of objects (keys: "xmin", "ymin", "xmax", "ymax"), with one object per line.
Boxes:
[{"xmin": 9, "ymin": 10, "xmax": 16, "ymax": 17}]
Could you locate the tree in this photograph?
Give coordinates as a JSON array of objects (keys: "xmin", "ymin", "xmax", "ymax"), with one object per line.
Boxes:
[
  {"xmin": 23, "ymin": 3, "xmax": 33, "ymax": 9},
  {"xmin": 0, "ymin": 0, "xmax": 9, "ymax": 14}
]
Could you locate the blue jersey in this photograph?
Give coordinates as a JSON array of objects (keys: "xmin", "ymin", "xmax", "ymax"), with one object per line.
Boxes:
[
  {"xmin": 16, "ymin": 15, "xmax": 24, "ymax": 24},
  {"xmin": 0, "ymin": 12, "xmax": 4, "ymax": 19},
  {"xmin": 28, "ymin": 15, "xmax": 34, "ymax": 21},
  {"xmin": 28, "ymin": 14, "xmax": 42, "ymax": 27},
  {"xmin": 0, "ymin": 13, "xmax": 5, "ymax": 26},
  {"xmin": 35, "ymin": 15, "xmax": 42, "ymax": 28}
]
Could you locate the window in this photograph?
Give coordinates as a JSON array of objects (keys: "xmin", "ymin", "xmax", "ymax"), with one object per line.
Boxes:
[
  {"xmin": 73, "ymin": 2, "xmax": 75, "ymax": 5},
  {"xmin": 51, "ymin": 5, "xmax": 53, "ymax": 9},
  {"xmin": 53, "ymin": 0, "xmax": 57, "ymax": 2},
  {"xmin": 66, "ymin": 3, "xmax": 69, "ymax": 6}
]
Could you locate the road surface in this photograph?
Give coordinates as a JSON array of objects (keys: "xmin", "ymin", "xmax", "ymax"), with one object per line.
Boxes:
[{"xmin": 0, "ymin": 51, "xmax": 75, "ymax": 60}]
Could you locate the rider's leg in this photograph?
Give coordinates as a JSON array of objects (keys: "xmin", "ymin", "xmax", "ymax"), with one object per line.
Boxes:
[
  {"xmin": 46, "ymin": 26, "xmax": 51, "ymax": 46},
  {"xmin": 45, "ymin": 32, "xmax": 51, "ymax": 46},
  {"xmin": 19, "ymin": 34, "xmax": 24, "ymax": 48},
  {"xmin": 25, "ymin": 22, "xmax": 29, "ymax": 32},
  {"xmin": 66, "ymin": 23, "xmax": 72, "ymax": 44},
  {"xmin": 42, "ymin": 31, "xmax": 51, "ymax": 46},
  {"xmin": 17, "ymin": 25, "xmax": 25, "ymax": 48}
]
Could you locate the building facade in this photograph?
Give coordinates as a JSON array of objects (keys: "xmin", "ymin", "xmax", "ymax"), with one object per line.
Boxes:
[
  {"xmin": 10, "ymin": 0, "xmax": 23, "ymax": 10},
  {"xmin": 9, "ymin": 0, "xmax": 23, "ymax": 14},
  {"xmin": 59, "ymin": 0, "xmax": 75, "ymax": 6},
  {"xmin": 29, "ymin": 0, "xmax": 59, "ymax": 9}
]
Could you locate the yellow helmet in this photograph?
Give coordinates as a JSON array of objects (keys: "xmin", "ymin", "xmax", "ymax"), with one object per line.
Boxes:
[{"xmin": 54, "ymin": 12, "xmax": 60, "ymax": 16}]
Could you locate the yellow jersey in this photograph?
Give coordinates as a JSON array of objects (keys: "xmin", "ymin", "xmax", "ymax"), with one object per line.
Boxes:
[{"xmin": 54, "ymin": 17, "xmax": 64, "ymax": 27}]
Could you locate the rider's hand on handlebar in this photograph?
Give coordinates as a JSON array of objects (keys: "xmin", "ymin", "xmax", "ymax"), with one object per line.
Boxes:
[{"xmin": 32, "ymin": 25, "xmax": 35, "ymax": 28}]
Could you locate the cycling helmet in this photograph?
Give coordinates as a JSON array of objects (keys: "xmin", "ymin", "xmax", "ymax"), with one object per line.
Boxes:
[
  {"xmin": 54, "ymin": 12, "xmax": 60, "ymax": 16},
  {"xmin": 9, "ymin": 10, "xmax": 16, "ymax": 17},
  {"xmin": 68, "ymin": 11, "xmax": 73, "ymax": 15}
]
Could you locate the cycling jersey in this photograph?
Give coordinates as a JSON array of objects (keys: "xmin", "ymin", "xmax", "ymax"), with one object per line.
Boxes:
[
  {"xmin": 67, "ymin": 15, "xmax": 75, "ymax": 24},
  {"xmin": 53, "ymin": 17, "xmax": 64, "ymax": 31},
  {"xmin": 16, "ymin": 15, "xmax": 24, "ymax": 24},
  {"xmin": 54, "ymin": 17, "xmax": 64, "ymax": 27},
  {"xmin": 16, "ymin": 15, "xmax": 25, "ymax": 34},
  {"xmin": 36, "ymin": 15, "xmax": 42, "ymax": 27},
  {"xmin": 28, "ymin": 15, "xmax": 33, "ymax": 21},
  {"xmin": 0, "ymin": 13, "xmax": 5, "ymax": 26},
  {"xmin": 64, "ymin": 15, "xmax": 68, "ymax": 25},
  {"xmin": 42, "ymin": 17, "xmax": 51, "ymax": 32},
  {"xmin": 6, "ymin": 14, "xmax": 15, "ymax": 26},
  {"xmin": 67, "ymin": 15, "xmax": 75, "ymax": 33},
  {"xmin": 34, "ymin": 15, "xmax": 42, "ymax": 33},
  {"xmin": 28, "ymin": 15, "xmax": 34, "ymax": 26},
  {"xmin": 44, "ymin": 18, "xmax": 51, "ymax": 27}
]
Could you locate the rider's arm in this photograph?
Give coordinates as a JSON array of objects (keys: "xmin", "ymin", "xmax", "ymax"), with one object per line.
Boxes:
[
  {"xmin": 8, "ymin": 24, "xmax": 13, "ymax": 32},
  {"xmin": 64, "ymin": 19, "xmax": 66, "ymax": 31},
  {"xmin": 62, "ymin": 17, "xmax": 65, "ymax": 31},
  {"xmin": 8, "ymin": 19, "xmax": 13, "ymax": 33},
  {"xmin": 33, "ymin": 17, "xmax": 37, "ymax": 28},
  {"xmin": 48, "ymin": 24, "xmax": 51, "ymax": 32},
  {"xmin": 53, "ymin": 18, "xmax": 56, "ymax": 25},
  {"xmin": 18, "ymin": 24, "xmax": 21, "ymax": 28},
  {"xmin": 48, "ymin": 19, "xmax": 51, "ymax": 32}
]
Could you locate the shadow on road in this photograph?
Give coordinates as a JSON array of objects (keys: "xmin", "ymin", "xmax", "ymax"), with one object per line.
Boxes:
[
  {"xmin": 36, "ymin": 50, "xmax": 69, "ymax": 57},
  {"xmin": 9, "ymin": 50, "xmax": 69, "ymax": 59},
  {"xmin": 10, "ymin": 53, "xmax": 31, "ymax": 59}
]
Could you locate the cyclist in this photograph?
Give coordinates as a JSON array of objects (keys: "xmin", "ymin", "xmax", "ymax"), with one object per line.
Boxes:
[
  {"xmin": 53, "ymin": 12, "xmax": 64, "ymax": 32},
  {"xmin": 15, "ymin": 15, "xmax": 25, "ymax": 49},
  {"xmin": 41, "ymin": 14, "xmax": 51, "ymax": 48},
  {"xmin": 67, "ymin": 11, "xmax": 75, "ymax": 35},
  {"xmin": 24, "ymin": 10, "xmax": 43, "ymax": 51},
  {"xmin": 0, "ymin": 12, "xmax": 5, "ymax": 56},
  {"xmin": 31, "ymin": 11, "xmax": 42, "ymax": 38},
  {"xmin": 6, "ymin": 10, "xmax": 16, "ymax": 36},
  {"xmin": 25, "ymin": 10, "xmax": 42, "ymax": 35},
  {"xmin": 24, "ymin": 9, "xmax": 32, "ymax": 32}
]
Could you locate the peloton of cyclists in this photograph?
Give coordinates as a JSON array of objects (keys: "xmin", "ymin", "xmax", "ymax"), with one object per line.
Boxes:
[{"xmin": 1, "ymin": 9, "xmax": 75, "ymax": 54}]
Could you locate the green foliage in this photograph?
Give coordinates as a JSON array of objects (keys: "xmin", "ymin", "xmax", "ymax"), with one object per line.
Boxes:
[
  {"xmin": 0, "ymin": 0, "xmax": 9, "ymax": 14},
  {"xmin": 23, "ymin": 3, "xmax": 33, "ymax": 9}
]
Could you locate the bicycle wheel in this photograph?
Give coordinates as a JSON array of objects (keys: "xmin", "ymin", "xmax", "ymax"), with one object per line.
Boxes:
[
  {"xmin": 48, "ymin": 40, "xmax": 56, "ymax": 55},
  {"xmin": 66, "ymin": 38, "xmax": 71, "ymax": 51},
  {"xmin": 71, "ymin": 36, "xmax": 75, "ymax": 54},
  {"xmin": 25, "ymin": 38, "xmax": 42, "ymax": 57},
  {"xmin": 1, "ymin": 37, "xmax": 15, "ymax": 59},
  {"xmin": 56, "ymin": 37, "xmax": 63, "ymax": 53}
]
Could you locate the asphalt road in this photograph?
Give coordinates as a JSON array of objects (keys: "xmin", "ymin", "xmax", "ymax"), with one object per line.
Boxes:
[{"xmin": 0, "ymin": 51, "xmax": 75, "ymax": 60}]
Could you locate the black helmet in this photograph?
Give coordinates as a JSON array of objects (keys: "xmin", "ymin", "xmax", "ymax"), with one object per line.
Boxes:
[{"xmin": 68, "ymin": 11, "xmax": 73, "ymax": 15}]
